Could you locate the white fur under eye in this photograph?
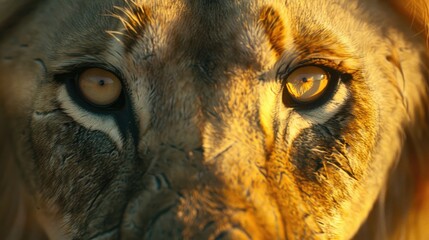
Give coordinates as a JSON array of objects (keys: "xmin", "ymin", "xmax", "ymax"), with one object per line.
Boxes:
[
  {"xmin": 57, "ymin": 86, "xmax": 124, "ymax": 149},
  {"xmin": 283, "ymin": 83, "xmax": 349, "ymax": 142},
  {"xmin": 299, "ymin": 83, "xmax": 349, "ymax": 122}
]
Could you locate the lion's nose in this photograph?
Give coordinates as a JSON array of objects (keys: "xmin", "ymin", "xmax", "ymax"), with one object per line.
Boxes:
[{"xmin": 215, "ymin": 228, "xmax": 251, "ymax": 240}]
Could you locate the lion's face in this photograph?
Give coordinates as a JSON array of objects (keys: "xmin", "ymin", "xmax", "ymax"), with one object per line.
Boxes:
[{"xmin": 0, "ymin": 0, "xmax": 428, "ymax": 239}]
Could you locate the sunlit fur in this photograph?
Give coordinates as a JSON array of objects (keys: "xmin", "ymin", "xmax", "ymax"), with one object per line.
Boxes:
[{"xmin": 0, "ymin": 0, "xmax": 428, "ymax": 239}]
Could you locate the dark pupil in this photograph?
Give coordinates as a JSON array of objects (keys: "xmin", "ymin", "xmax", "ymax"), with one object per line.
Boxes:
[
  {"xmin": 98, "ymin": 79, "xmax": 105, "ymax": 86},
  {"xmin": 302, "ymin": 77, "xmax": 308, "ymax": 83}
]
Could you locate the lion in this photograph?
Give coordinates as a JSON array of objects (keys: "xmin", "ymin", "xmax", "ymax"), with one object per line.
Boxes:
[{"xmin": 0, "ymin": 0, "xmax": 428, "ymax": 239}]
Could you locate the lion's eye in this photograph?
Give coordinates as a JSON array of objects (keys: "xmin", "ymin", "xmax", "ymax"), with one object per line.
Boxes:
[
  {"xmin": 282, "ymin": 66, "xmax": 338, "ymax": 108},
  {"xmin": 285, "ymin": 66, "xmax": 328, "ymax": 102},
  {"xmin": 77, "ymin": 68, "xmax": 123, "ymax": 107}
]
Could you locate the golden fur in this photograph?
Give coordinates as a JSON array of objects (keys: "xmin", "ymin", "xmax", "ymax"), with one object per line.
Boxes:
[{"xmin": 0, "ymin": 0, "xmax": 428, "ymax": 239}]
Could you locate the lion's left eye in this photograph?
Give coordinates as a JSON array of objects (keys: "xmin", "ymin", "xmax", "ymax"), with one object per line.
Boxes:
[
  {"xmin": 282, "ymin": 65, "xmax": 339, "ymax": 108},
  {"xmin": 77, "ymin": 68, "xmax": 123, "ymax": 107}
]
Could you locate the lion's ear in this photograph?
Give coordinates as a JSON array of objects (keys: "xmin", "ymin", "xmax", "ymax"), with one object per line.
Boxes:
[{"xmin": 387, "ymin": 0, "xmax": 429, "ymax": 46}]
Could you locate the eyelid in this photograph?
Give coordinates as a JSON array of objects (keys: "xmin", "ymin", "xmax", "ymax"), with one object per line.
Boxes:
[
  {"xmin": 276, "ymin": 58, "xmax": 344, "ymax": 80},
  {"xmin": 53, "ymin": 63, "xmax": 126, "ymax": 83}
]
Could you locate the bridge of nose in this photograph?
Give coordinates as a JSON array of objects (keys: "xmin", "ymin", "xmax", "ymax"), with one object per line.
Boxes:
[
  {"xmin": 124, "ymin": 29, "xmax": 284, "ymax": 240},
  {"xmin": 127, "ymin": 56, "xmax": 285, "ymax": 239},
  {"xmin": 129, "ymin": 123, "xmax": 283, "ymax": 239},
  {"xmin": 119, "ymin": 1, "xmax": 286, "ymax": 238}
]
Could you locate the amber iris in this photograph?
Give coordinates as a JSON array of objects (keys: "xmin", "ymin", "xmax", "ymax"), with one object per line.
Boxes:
[
  {"xmin": 285, "ymin": 66, "xmax": 329, "ymax": 103},
  {"xmin": 78, "ymin": 68, "xmax": 122, "ymax": 106}
]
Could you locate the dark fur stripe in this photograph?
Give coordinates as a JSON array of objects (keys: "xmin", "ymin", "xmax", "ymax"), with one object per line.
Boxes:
[{"xmin": 259, "ymin": 6, "xmax": 287, "ymax": 57}]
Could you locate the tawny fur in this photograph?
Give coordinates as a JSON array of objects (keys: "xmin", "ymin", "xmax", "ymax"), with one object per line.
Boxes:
[{"xmin": 0, "ymin": 0, "xmax": 428, "ymax": 239}]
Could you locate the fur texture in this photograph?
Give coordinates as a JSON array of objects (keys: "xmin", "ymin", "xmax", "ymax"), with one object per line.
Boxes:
[{"xmin": 0, "ymin": 0, "xmax": 428, "ymax": 239}]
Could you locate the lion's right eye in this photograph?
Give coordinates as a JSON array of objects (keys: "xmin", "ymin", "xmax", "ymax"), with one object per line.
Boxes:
[
  {"xmin": 281, "ymin": 65, "xmax": 341, "ymax": 109},
  {"xmin": 77, "ymin": 68, "xmax": 123, "ymax": 108},
  {"xmin": 284, "ymin": 66, "xmax": 329, "ymax": 103}
]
